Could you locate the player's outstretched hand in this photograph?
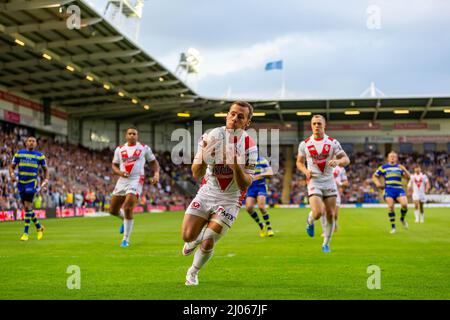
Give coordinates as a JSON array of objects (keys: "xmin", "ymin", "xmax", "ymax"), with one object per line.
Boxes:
[
  {"xmin": 150, "ymin": 172, "xmax": 160, "ymax": 185},
  {"xmin": 304, "ymin": 170, "xmax": 312, "ymax": 180},
  {"xmin": 40, "ymin": 179, "xmax": 48, "ymax": 192},
  {"xmin": 328, "ymin": 159, "xmax": 339, "ymax": 168}
]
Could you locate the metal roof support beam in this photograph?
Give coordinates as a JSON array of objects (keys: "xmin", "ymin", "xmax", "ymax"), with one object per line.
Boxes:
[
  {"xmin": 420, "ymin": 98, "xmax": 433, "ymax": 121},
  {"xmin": 274, "ymin": 102, "xmax": 284, "ymax": 123},
  {"xmin": 68, "ymin": 49, "xmax": 140, "ymax": 62},
  {"xmin": 35, "ymin": 36, "xmax": 124, "ymax": 50},
  {"xmin": 60, "ymin": 95, "xmax": 121, "ymax": 105},
  {"xmin": 68, "ymin": 99, "xmax": 196, "ymax": 117},
  {"xmin": 68, "ymin": 104, "xmax": 143, "ymax": 117},
  {"xmin": 253, "ymin": 101, "xmax": 277, "ymax": 107},
  {"xmin": 107, "ymin": 71, "xmax": 168, "ymax": 82},
  {"xmin": 122, "ymin": 80, "xmax": 180, "ymax": 90},
  {"xmin": 0, "ymin": 58, "xmax": 52, "ymax": 69},
  {"xmin": 373, "ymin": 99, "xmax": 381, "ymax": 121},
  {"xmin": 9, "ymin": 79, "xmax": 86, "ymax": 91},
  {"xmin": 0, "ymin": 69, "xmax": 73, "ymax": 82},
  {"xmin": 90, "ymin": 61, "xmax": 156, "ymax": 72},
  {"xmin": 4, "ymin": 17, "xmax": 102, "ymax": 33},
  {"xmin": 0, "ymin": 0, "xmax": 74, "ymax": 12},
  {"xmin": 134, "ymin": 88, "xmax": 189, "ymax": 97},
  {"xmin": 35, "ymin": 87, "xmax": 105, "ymax": 99},
  {"xmin": 0, "ymin": 45, "xmax": 31, "ymax": 54}
]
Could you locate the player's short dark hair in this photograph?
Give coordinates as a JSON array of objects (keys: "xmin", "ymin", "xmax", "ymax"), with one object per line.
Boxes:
[
  {"xmin": 230, "ymin": 101, "xmax": 253, "ymax": 120},
  {"xmin": 126, "ymin": 127, "xmax": 138, "ymax": 133},
  {"xmin": 26, "ymin": 136, "xmax": 37, "ymax": 141}
]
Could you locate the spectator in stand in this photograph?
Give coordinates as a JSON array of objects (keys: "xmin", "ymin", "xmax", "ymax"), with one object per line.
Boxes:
[
  {"xmin": 65, "ymin": 189, "xmax": 74, "ymax": 208},
  {"xmin": 84, "ymin": 189, "xmax": 95, "ymax": 208},
  {"xmin": 74, "ymin": 189, "xmax": 84, "ymax": 208}
]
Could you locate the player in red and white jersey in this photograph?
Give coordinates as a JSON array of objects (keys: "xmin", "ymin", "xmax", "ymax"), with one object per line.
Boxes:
[
  {"xmin": 109, "ymin": 127, "xmax": 160, "ymax": 247},
  {"xmin": 181, "ymin": 101, "xmax": 258, "ymax": 286},
  {"xmin": 296, "ymin": 114, "xmax": 350, "ymax": 253},
  {"xmin": 407, "ymin": 166, "xmax": 430, "ymax": 223}
]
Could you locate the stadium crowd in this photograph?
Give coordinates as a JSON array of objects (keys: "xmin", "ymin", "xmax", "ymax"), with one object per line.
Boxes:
[
  {"xmin": 1, "ymin": 121, "xmax": 448, "ymax": 210},
  {"xmin": 0, "ymin": 121, "xmax": 190, "ymax": 211}
]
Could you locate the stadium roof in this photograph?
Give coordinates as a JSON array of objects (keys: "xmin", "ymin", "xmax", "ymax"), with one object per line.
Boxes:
[{"xmin": 1, "ymin": 0, "xmax": 449, "ymax": 125}]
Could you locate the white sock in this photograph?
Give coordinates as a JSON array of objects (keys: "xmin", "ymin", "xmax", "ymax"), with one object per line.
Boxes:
[
  {"xmin": 323, "ymin": 218, "xmax": 335, "ymax": 246},
  {"xmin": 420, "ymin": 212, "xmax": 424, "ymax": 222},
  {"xmin": 414, "ymin": 210, "xmax": 419, "ymax": 221},
  {"xmin": 307, "ymin": 211, "xmax": 314, "ymax": 225},
  {"xmin": 123, "ymin": 219, "xmax": 134, "ymax": 242},
  {"xmin": 320, "ymin": 214, "xmax": 327, "ymax": 232},
  {"xmin": 191, "ymin": 248, "xmax": 214, "ymax": 273}
]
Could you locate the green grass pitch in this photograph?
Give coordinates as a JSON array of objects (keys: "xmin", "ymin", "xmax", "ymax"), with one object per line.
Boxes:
[{"xmin": 0, "ymin": 208, "xmax": 449, "ymax": 300}]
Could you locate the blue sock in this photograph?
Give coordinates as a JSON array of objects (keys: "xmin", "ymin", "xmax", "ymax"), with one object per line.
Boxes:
[
  {"xmin": 388, "ymin": 211, "xmax": 396, "ymax": 229},
  {"xmin": 249, "ymin": 211, "xmax": 264, "ymax": 229},
  {"xmin": 261, "ymin": 209, "xmax": 271, "ymax": 230},
  {"xmin": 400, "ymin": 208, "xmax": 407, "ymax": 222},
  {"xmin": 24, "ymin": 212, "xmax": 32, "ymax": 234}
]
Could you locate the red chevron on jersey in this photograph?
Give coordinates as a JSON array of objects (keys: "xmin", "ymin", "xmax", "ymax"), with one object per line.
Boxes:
[
  {"xmin": 414, "ymin": 178, "xmax": 423, "ymax": 188},
  {"xmin": 217, "ymin": 177, "xmax": 233, "ymax": 190},
  {"xmin": 213, "ymin": 164, "xmax": 234, "ymax": 191},
  {"xmin": 307, "ymin": 144, "xmax": 331, "ymax": 173},
  {"xmin": 123, "ymin": 149, "xmax": 142, "ymax": 174}
]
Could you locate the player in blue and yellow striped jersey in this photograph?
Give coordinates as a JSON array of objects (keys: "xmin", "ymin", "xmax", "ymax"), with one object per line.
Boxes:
[
  {"xmin": 9, "ymin": 136, "xmax": 49, "ymax": 241},
  {"xmin": 372, "ymin": 151, "xmax": 411, "ymax": 234},
  {"xmin": 245, "ymin": 155, "xmax": 274, "ymax": 237}
]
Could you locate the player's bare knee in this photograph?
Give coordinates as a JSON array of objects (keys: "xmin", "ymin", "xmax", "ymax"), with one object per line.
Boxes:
[
  {"xmin": 123, "ymin": 203, "xmax": 133, "ymax": 212},
  {"xmin": 182, "ymin": 231, "xmax": 196, "ymax": 243},
  {"xmin": 200, "ymin": 238, "xmax": 215, "ymax": 251},
  {"xmin": 109, "ymin": 207, "xmax": 119, "ymax": 216},
  {"xmin": 311, "ymin": 209, "xmax": 321, "ymax": 219}
]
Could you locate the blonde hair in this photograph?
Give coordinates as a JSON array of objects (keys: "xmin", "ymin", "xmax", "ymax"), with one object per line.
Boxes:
[{"xmin": 311, "ymin": 114, "xmax": 326, "ymax": 123}]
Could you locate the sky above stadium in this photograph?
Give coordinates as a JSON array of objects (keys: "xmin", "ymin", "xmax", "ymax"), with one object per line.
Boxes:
[{"xmin": 89, "ymin": 0, "xmax": 450, "ymax": 100}]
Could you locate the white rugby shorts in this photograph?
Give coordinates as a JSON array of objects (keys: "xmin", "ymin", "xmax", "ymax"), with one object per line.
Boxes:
[
  {"xmin": 185, "ymin": 193, "xmax": 240, "ymax": 228},
  {"xmin": 113, "ymin": 175, "xmax": 144, "ymax": 197}
]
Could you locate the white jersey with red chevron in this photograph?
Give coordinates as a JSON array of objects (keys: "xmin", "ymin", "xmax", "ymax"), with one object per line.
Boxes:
[
  {"xmin": 198, "ymin": 126, "xmax": 258, "ymax": 206},
  {"xmin": 408, "ymin": 173, "xmax": 429, "ymax": 195},
  {"xmin": 112, "ymin": 142, "xmax": 156, "ymax": 178},
  {"xmin": 298, "ymin": 134, "xmax": 345, "ymax": 184},
  {"xmin": 333, "ymin": 166, "xmax": 348, "ymax": 186}
]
